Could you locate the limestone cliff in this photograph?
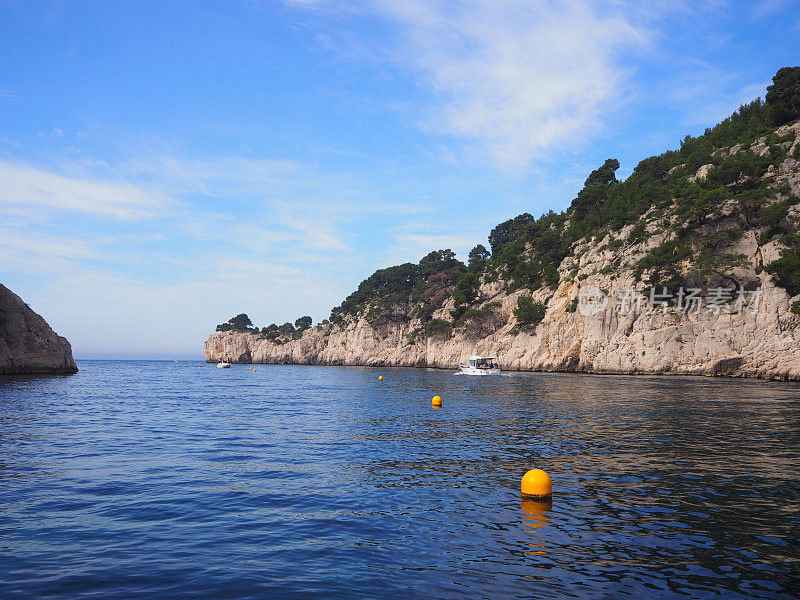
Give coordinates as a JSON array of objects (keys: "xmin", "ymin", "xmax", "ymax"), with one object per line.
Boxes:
[
  {"xmin": 0, "ymin": 284, "xmax": 78, "ymax": 375},
  {"xmin": 206, "ymin": 119, "xmax": 800, "ymax": 381}
]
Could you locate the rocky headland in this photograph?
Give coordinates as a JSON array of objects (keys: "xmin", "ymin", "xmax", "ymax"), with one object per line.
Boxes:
[
  {"xmin": 0, "ymin": 284, "xmax": 78, "ymax": 375},
  {"xmin": 206, "ymin": 71, "xmax": 800, "ymax": 381}
]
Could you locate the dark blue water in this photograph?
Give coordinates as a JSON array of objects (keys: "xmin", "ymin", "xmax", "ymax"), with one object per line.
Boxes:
[{"xmin": 1, "ymin": 361, "xmax": 798, "ymax": 599}]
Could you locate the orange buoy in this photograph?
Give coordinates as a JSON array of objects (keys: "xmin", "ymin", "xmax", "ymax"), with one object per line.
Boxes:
[
  {"xmin": 431, "ymin": 395, "xmax": 442, "ymax": 407},
  {"xmin": 521, "ymin": 469, "xmax": 552, "ymax": 500},
  {"xmin": 378, "ymin": 375, "xmax": 383, "ymax": 381}
]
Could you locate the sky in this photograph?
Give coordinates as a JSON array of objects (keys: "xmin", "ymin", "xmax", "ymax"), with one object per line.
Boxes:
[{"xmin": 1, "ymin": 0, "xmax": 798, "ymax": 359}]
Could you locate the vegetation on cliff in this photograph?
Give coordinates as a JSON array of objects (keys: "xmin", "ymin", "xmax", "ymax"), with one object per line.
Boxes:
[
  {"xmin": 216, "ymin": 313, "xmax": 314, "ymax": 344},
  {"xmin": 329, "ymin": 249, "xmax": 466, "ymax": 324},
  {"xmin": 216, "ymin": 313, "xmax": 257, "ymax": 332}
]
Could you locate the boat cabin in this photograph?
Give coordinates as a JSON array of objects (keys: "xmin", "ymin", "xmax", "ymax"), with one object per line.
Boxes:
[{"xmin": 468, "ymin": 355, "xmax": 497, "ymax": 370}]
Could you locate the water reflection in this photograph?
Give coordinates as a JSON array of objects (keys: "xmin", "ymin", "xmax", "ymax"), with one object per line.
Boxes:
[
  {"xmin": 521, "ymin": 498, "xmax": 551, "ymax": 556},
  {"xmin": 521, "ymin": 498, "xmax": 552, "ymax": 521}
]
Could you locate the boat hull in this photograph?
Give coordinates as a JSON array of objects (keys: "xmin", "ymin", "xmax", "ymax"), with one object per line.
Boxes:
[{"xmin": 458, "ymin": 366, "xmax": 501, "ymax": 375}]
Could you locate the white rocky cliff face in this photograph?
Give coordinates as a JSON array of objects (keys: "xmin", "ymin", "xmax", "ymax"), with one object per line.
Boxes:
[{"xmin": 0, "ymin": 284, "xmax": 78, "ymax": 375}]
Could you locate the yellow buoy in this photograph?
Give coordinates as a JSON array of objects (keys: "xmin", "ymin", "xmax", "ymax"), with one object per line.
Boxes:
[
  {"xmin": 521, "ymin": 469, "xmax": 552, "ymax": 500},
  {"xmin": 378, "ymin": 375, "xmax": 383, "ymax": 381},
  {"xmin": 431, "ymin": 395, "xmax": 442, "ymax": 407}
]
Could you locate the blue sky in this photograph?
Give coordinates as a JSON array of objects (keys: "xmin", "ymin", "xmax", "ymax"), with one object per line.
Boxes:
[{"xmin": 1, "ymin": 0, "xmax": 798, "ymax": 358}]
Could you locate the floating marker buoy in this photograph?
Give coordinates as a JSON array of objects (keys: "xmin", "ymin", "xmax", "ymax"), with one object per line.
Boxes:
[
  {"xmin": 521, "ymin": 469, "xmax": 552, "ymax": 500},
  {"xmin": 379, "ymin": 375, "xmax": 383, "ymax": 381},
  {"xmin": 431, "ymin": 395, "xmax": 442, "ymax": 407}
]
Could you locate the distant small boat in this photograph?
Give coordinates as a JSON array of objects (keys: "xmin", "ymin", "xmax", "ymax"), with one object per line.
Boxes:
[
  {"xmin": 217, "ymin": 360, "xmax": 231, "ymax": 369},
  {"xmin": 458, "ymin": 345, "xmax": 500, "ymax": 375}
]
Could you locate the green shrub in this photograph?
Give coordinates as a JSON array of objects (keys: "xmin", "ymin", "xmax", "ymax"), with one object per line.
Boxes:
[
  {"xmin": 514, "ymin": 296, "xmax": 546, "ymax": 328},
  {"xmin": 416, "ymin": 303, "xmax": 435, "ymax": 322},
  {"xmin": 425, "ymin": 318, "xmax": 451, "ymax": 337},
  {"xmin": 766, "ymin": 248, "xmax": 800, "ymax": 296},
  {"xmin": 635, "ymin": 239, "xmax": 692, "ymax": 280},
  {"xmin": 567, "ymin": 297, "xmax": 579, "ymax": 313},
  {"xmin": 758, "ymin": 201, "xmax": 790, "ymax": 239}
]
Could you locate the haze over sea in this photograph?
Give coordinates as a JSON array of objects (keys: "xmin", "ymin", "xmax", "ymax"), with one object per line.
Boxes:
[{"xmin": 1, "ymin": 361, "xmax": 798, "ymax": 599}]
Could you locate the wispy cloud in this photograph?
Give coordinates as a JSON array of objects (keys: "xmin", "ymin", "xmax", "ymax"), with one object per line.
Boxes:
[
  {"xmin": 287, "ymin": 0, "xmax": 651, "ymax": 168},
  {"xmin": 0, "ymin": 160, "xmax": 170, "ymax": 220},
  {"xmin": 750, "ymin": 0, "xmax": 788, "ymax": 19},
  {"xmin": 120, "ymin": 156, "xmax": 305, "ymax": 195},
  {"xmin": 0, "ymin": 85, "xmax": 19, "ymax": 101}
]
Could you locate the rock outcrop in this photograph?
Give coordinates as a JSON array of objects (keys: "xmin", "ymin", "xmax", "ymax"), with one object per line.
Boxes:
[
  {"xmin": 205, "ymin": 121, "xmax": 800, "ymax": 381},
  {"xmin": 0, "ymin": 284, "xmax": 78, "ymax": 375}
]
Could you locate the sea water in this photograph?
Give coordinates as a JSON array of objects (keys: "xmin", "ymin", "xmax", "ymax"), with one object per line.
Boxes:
[{"xmin": 1, "ymin": 361, "xmax": 798, "ymax": 599}]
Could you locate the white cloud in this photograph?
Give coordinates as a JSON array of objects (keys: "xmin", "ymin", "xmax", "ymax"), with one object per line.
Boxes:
[
  {"xmin": 0, "ymin": 227, "xmax": 99, "ymax": 263},
  {"xmin": 287, "ymin": 0, "xmax": 651, "ymax": 168},
  {"xmin": 0, "ymin": 85, "xmax": 18, "ymax": 100},
  {"xmin": 121, "ymin": 155, "xmax": 304, "ymax": 195},
  {"xmin": 0, "ymin": 160, "xmax": 170, "ymax": 220}
]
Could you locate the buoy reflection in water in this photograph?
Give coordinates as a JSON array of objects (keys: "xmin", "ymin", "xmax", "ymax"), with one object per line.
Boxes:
[{"xmin": 521, "ymin": 498, "xmax": 551, "ymax": 556}]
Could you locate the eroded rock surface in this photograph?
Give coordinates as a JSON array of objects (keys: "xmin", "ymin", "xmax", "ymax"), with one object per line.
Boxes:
[{"xmin": 0, "ymin": 284, "xmax": 78, "ymax": 375}]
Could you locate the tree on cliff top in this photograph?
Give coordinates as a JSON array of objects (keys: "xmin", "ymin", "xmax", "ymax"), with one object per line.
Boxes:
[
  {"xmin": 329, "ymin": 250, "xmax": 466, "ymax": 322},
  {"xmin": 565, "ymin": 158, "xmax": 620, "ymax": 239},
  {"xmin": 488, "ymin": 213, "xmax": 535, "ymax": 255},
  {"xmin": 468, "ymin": 244, "xmax": 490, "ymax": 270},
  {"xmin": 216, "ymin": 313, "xmax": 254, "ymax": 332},
  {"xmin": 766, "ymin": 66, "xmax": 800, "ymax": 125},
  {"xmin": 295, "ymin": 316, "xmax": 312, "ymax": 331}
]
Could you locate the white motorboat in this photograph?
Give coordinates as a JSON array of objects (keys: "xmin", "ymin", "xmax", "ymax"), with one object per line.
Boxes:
[
  {"xmin": 458, "ymin": 352, "xmax": 500, "ymax": 375},
  {"xmin": 217, "ymin": 360, "xmax": 231, "ymax": 368}
]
